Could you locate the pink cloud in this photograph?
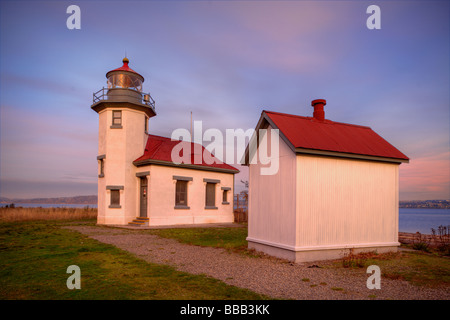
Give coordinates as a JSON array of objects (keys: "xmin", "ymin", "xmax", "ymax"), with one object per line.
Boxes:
[{"xmin": 400, "ymin": 151, "xmax": 450, "ymax": 200}]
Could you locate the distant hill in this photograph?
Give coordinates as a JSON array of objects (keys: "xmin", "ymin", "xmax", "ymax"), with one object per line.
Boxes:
[{"xmin": 0, "ymin": 195, "xmax": 97, "ymax": 205}]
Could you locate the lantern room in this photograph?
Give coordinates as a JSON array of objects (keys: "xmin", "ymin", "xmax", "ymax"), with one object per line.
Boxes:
[
  {"xmin": 106, "ymin": 57, "xmax": 144, "ymax": 92},
  {"xmin": 92, "ymin": 57, "xmax": 156, "ymax": 112}
]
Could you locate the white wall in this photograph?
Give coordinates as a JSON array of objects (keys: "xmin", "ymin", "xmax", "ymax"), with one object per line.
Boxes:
[
  {"xmin": 247, "ymin": 126, "xmax": 297, "ymax": 247},
  {"xmin": 295, "ymin": 155, "xmax": 400, "ymax": 249},
  {"xmin": 144, "ymin": 165, "xmax": 235, "ymax": 226},
  {"xmin": 96, "ymin": 107, "xmax": 147, "ymax": 225},
  {"xmin": 96, "ymin": 110, "xmax": 107, "ymax": 224}
]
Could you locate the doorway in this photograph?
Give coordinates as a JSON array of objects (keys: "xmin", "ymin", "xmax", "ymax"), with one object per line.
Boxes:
[{"xmin": 139, "ymin": 177, "xmax": 148, "ymax": 218}]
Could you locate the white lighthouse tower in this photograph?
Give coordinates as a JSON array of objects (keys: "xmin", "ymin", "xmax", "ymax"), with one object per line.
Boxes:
[{"xmin": 91, "ymin": 57, "xmax": 156, "ymax": 225}]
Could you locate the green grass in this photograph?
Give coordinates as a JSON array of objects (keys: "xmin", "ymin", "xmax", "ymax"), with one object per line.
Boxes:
[
  {"xmin": 332, "ymin": 249, "xmax": 450, "ymax": 288},
  {"xmin": 144, "ymin": 226, "xmax": 249, "ymax": 252},
  {"xmin": 365, "ymin": 250, "xmax": 450, "ymax": 288},
  {"xmin": 0, "ymin": 220, "xmax": 268, "ymax": 300}
]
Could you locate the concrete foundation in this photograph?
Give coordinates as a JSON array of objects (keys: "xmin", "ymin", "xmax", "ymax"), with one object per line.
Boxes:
[{"xmin": 248, "ymin": 240, "xmax": 399, "ymax": 263}]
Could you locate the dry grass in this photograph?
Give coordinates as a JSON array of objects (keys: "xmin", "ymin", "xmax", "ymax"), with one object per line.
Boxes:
[{"xmin": 0, "ymin": 206, "xmax": 97, "ymax": 222}]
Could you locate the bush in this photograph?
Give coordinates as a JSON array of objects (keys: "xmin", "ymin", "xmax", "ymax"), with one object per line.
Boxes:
[
  {"xmin": 412, "ymin": 232, "xmax": 431, "ymax": 252},
  {"xmin": 412, "ymin": 242, "xmax": 430, "ymax": 252}
]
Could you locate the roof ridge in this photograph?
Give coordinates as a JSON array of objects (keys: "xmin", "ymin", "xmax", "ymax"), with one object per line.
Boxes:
[{"xmin": 263, "ymin": 110, "xmax": 372, "ymax": 129}]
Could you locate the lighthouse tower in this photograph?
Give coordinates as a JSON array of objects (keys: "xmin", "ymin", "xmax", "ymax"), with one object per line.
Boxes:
[{"xmin": 91, "ymin": 57, "xmax": 156, "ymax": 225}]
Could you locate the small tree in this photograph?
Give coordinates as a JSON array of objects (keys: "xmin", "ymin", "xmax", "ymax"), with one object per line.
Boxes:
[
  {"xmin": 240, "ymin": 180, "xmax": 248, "ymax": 202},
  {"xmin": 431, "ymin": 225, "xmax": 450, "ymax": 256}
]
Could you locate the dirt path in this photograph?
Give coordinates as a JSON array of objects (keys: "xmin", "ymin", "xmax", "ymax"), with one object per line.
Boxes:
[{"xmin": 65, "ymin": 225, "xmax": 450, "ymax": 300}]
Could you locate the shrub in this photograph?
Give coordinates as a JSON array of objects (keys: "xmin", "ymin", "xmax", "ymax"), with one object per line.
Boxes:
[
  {"xmin": 412, "ymin": 232, "xmax": 430, "ymax": 252},
  {"xmin": 341, "ymin": 249, "xmax": 376, "ymax": 268}
]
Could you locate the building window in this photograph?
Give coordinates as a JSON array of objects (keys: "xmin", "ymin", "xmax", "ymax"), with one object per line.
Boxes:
[
  {"xmin": 173, "ymin": 176, "xmax": 192, "ymax": 209},
  {"xmin": 144, "ymin": 116, "xmax": 148, "ymax": 133},
  {"xmin": 107, "ymin": 185, "xmax": 123, "ymax": 208},
  {"xmin": 221, "ymin": 187, "xmax": 231, "ymax": 205},
  {"xmin": 205, "ymin": 183, "xmax": 216, "ymax": 209},
  {"xmin": 99, "ymin": 159, "xmax": 104, "ymax": 177},
  {"xmin": 176, "ymin": 180, "xmax": 188, "ymax": 206},
  {"xmin": 111, "ymin": 110, "xmax": 122, "ymax": 128},
  {"xmin": 111, "ymin": 190, "xmax": 120, "ymax": 207},
  {"xmin": 204, "ymin": 179, "xmax": 220, "ymax": 209},
  {"xmin": 97, "ymin": 154, "xmax": 105, "ymax": 178}
]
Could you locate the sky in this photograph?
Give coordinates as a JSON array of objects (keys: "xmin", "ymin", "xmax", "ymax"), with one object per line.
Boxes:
[{"xmin": 0, "ymin": 0, "xmax": 449, "ymax": 200}]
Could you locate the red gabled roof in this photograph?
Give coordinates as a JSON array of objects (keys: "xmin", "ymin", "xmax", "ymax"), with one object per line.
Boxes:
[
  {"xmin": 264, "ymin": 110, "xmax": 409, "ymax": 161},
  {"xmin": 134, "ymin": 134, "xmax": 239, "ymax": 173}
]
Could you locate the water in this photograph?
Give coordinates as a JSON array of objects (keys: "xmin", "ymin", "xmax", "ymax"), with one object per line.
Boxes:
[
  {"xmin": 399, "ymin": 208, "xmax": 450, "ymax": 234},
  {"xmin": 1, "ymin": 203, "xmax": 97, "ymax": 209}
]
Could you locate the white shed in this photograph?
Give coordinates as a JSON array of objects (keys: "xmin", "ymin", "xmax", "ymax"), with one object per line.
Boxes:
[{"xmin": 245, "ymin": 99, "xmax": 409, "ymax": 263}]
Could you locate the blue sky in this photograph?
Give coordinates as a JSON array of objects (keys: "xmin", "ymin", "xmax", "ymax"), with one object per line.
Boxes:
[{"xmin": 0, "ymin": 0, "xmax": 449, "ymax": 200}]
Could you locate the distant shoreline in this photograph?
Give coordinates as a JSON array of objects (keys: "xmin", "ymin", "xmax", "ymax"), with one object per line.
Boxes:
[
  {"xmin": 399, "ymin": 200, "xmax": 450, "ymax": 209},
  {"xmin": 0, "ymin": 195, "xmax": 97, "ymax": 205}
]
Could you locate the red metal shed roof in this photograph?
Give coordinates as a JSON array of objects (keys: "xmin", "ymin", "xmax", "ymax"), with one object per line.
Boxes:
[
  {"xmin": 264, "ymin": 110, "xmax": 409, "ymax": 161},
  {"xmin": 134, "ymin": 134, "xmax": 239, "ymax": 173}
]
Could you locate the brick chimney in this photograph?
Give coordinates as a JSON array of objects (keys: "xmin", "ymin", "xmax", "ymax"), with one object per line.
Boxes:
[{"xmin": 311, "ymin": 99, "xmax": 326, "ymax": 121}]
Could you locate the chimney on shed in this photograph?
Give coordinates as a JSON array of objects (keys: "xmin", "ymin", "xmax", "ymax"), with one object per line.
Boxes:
[{"xmin": 311, "ymin": 99, "xmax": 326, "ymax": 121}]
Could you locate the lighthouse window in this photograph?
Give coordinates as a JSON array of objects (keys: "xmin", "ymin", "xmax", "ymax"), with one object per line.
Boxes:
[
  {"xmin": 107, "ymin": 185, "xmax": 123, "ymax": 208},
  {"xmin": 99, "ymin": 159, "xmax": 104, "ymax": 178},
  {"xmin": 110, "ymin": 190, "xmax": 120, "ymax": 207},
  {"xmin": 97, "ymin": 154, "xmax": 105, "ymax": 178},
  {"xmin": 111, "ymin": 110, "xmax": 122, "ymax": 128}
]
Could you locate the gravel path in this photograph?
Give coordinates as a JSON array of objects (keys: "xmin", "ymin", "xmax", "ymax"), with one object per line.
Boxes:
[{"xmin": 65, "ymin": 225, "xmax": 450, "ymax": 300}]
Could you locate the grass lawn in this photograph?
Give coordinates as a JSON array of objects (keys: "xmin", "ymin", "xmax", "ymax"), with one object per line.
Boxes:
[
  {"xmin": 0, "ymin": 219, "xmax": 268, "ymax": 300},
  {"xmin": 330, "ymin": 249, "xmax": 450, "ymax": 289},
  {"xmin": 2, "ymin": 211, "xmax": 448, "ymax": 300},
  {"xmin": 144, "ymin": 225, "xmax": 249, "ymax": 251},
  {"xmin": 365, "ymin": 250, "xmax": 450, "ymax": 287}
]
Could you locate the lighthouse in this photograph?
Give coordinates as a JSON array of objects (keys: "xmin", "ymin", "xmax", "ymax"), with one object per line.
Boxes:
[
  {"xmin": 91, "ymin": 57, "xmax": 156, "ymax": 225},
  {"xmin": 92, "ymin": 57, "xmax": 238, "ymax": 227}
]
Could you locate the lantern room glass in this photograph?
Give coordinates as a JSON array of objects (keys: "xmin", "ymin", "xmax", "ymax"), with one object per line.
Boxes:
[{"xmin": 107, "ymin": 73, "xmax": 143, "ymax": 92}]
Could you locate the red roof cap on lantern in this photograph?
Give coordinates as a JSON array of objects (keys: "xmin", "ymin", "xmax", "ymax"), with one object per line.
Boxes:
[{"xmin": 106, "ymin": 57, "xmax": 144, "ymax": 80}]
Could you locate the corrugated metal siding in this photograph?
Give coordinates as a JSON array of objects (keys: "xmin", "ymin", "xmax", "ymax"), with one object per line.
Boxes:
[
  {"xmin": 296, "ymin": 155, "xmax": 399, "ymax": 248},
  {"xmin": 248, "ymin": 127, "xmax": 297, "ymax": 246}
]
